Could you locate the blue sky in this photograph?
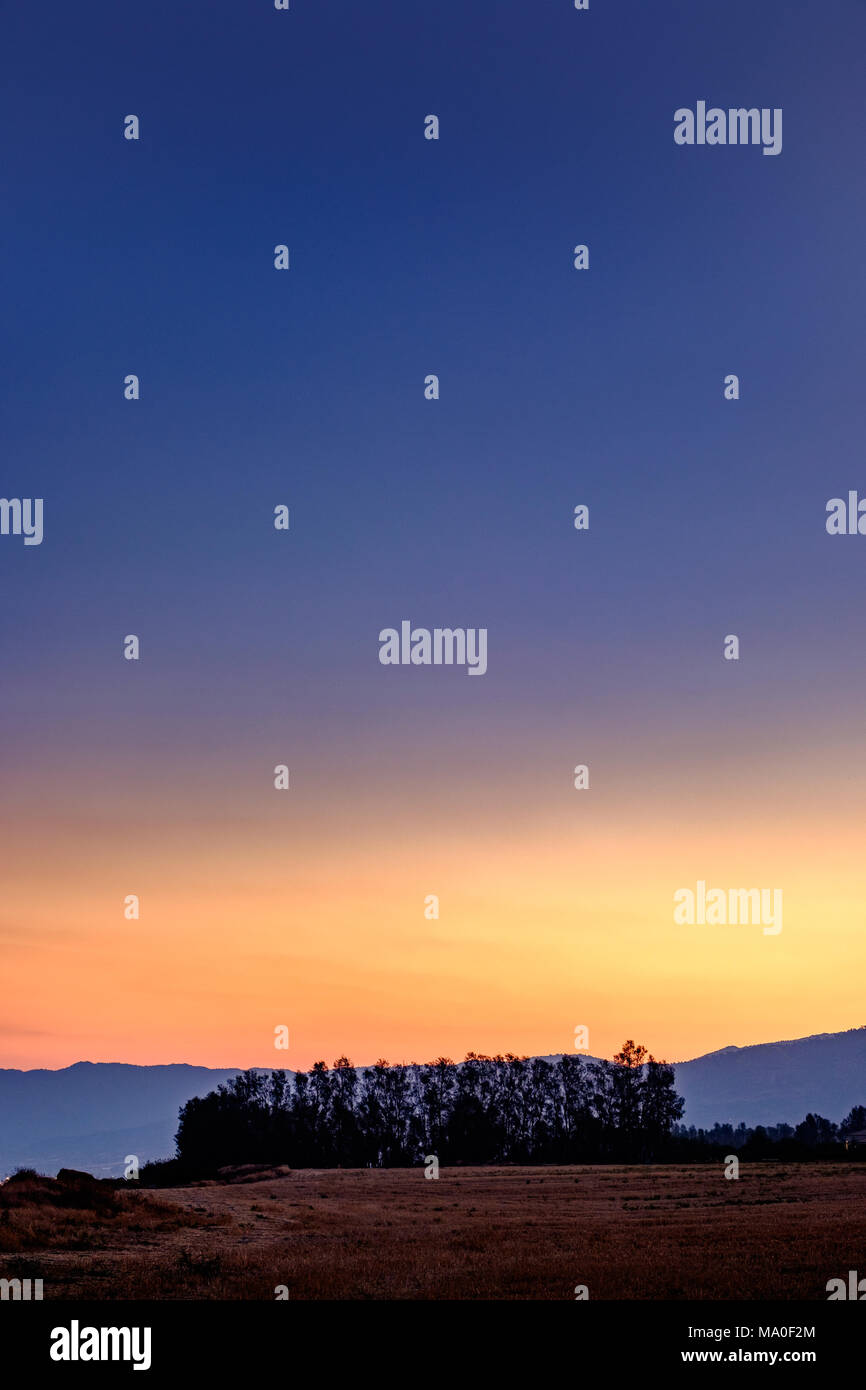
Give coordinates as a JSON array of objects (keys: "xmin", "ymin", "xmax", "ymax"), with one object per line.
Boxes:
[{"xmin": 3, "ymin": 1, "xmax": 866, "ymax": 1067}]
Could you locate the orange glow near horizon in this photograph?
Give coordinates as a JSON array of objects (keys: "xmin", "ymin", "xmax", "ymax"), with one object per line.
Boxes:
[{"xmin": 3, "ymin": 747, "xmax": 864, "ymax": 1071}]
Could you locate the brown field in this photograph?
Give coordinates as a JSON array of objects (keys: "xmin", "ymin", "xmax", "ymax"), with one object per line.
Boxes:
[{"xmin": 2, "ymin": 1163, "xmax": 864, "ymax": 1300}]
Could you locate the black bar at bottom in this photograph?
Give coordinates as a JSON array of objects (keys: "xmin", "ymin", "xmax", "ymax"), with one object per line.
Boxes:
[{"xmin": 1, "ymin": 1299, "xmax": 857, "ymax": 1376}]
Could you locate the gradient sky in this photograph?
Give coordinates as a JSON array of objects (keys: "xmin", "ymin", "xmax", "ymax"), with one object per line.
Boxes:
[{"xmin": 2, "ymin": 0, "xmax": 865, "ymax": 1071}]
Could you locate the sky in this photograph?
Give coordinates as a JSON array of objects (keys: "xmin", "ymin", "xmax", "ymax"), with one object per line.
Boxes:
[{"xmin": 2, "ymin": 0, "xmax": 865, "ymax": 1072}]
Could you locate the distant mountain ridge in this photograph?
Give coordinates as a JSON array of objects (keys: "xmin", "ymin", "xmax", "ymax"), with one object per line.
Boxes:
[
  {"xmin": 2, "ymin": 1028, "xmax": 864, "ymax": 1177},
  {"xmin": 671, "ymin": 1027, "xmax": 866, "ymax": 1129},
  {"xmin": 0, "ymin": 1062, "xmax": 245, "ymax": 1178}
]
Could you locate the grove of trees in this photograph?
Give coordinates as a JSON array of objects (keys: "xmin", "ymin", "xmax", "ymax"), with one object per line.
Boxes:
[{"xmin": 169, "ymin": 1040, "xmax": 684, "ymax": 1174}]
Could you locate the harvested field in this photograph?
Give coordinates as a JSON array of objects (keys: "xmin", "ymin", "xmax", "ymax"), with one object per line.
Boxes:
[{"xmin": 2, "ymin": 1163, "xmax": 863, "ymax": 1300}]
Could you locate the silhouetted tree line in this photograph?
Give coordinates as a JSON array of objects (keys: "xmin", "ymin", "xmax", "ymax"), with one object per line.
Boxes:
[
  {"xmin": 668, "ymin": 1105, "xmax": 866, "ymax": 1162},
  {"xmin": 166, "ymin": 1040, "xmax": 685, "ymax": 1175}
]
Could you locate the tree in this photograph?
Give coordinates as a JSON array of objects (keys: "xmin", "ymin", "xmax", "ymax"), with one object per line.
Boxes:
[
  {"xmin": 555, "ymin": 1055, "xmax": 596, "ymax": 1160},
  {"xmin": 641, "ymin": 1057, "xmax": 685, "ymax": 1158},
  {"xmin": 418, "ymin": 1058, "xmax": 456, "ymax": 1157},
  {"xmin": 611, "ymin": 1040, "xmax": 648, "ymax": 1157},
  {"xmin": 794, "ymin": 1113, "xmax": 838, "ymax": 1148},
  {"xmin": 329, "ymin": 1057, "xmax": 360, "ymax": 1165}
]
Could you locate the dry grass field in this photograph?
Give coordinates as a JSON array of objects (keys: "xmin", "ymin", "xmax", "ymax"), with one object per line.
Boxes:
[{"xmin": 2, "ymin": 1163, "xmax": 864, "ymax": 1300}]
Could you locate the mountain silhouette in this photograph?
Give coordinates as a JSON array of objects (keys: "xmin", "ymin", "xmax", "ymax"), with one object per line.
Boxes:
[
  {"xmin": 0, "ymin": 1061, "xmax": 244, "ymax": 1177},
  {"xmin": 2, "ymin": 1028, "xmax": 864, "ymax": 1176}
]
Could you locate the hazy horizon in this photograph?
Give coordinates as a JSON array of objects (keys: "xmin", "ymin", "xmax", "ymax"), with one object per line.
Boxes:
[{"xmin": 5, "ymin": 1022, "xmax": 866, "ymax": 1076}]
